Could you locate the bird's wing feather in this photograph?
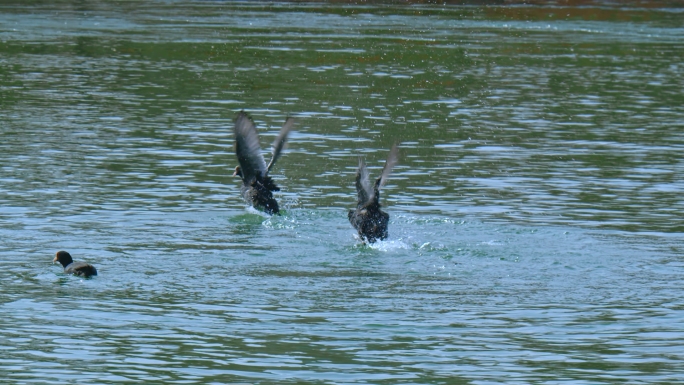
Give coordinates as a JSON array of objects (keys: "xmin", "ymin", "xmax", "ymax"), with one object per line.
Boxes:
[
  {"xmin": 378, "ymin": 143, "xmax": 399, "ymax": 189},
  {"xmin": 234, "ymin": 111, "xmax": 267, "ymax": 183},
  {"xmin": 267, "ymin": 117, "xmax": 295, "ymax": 173},
  {"xmin": 356, "ymin": 156, "xmax": 373, "ymax": 205}
]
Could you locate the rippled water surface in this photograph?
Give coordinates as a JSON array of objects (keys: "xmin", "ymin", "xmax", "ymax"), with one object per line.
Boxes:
[{"xmin": 2, "ymin": 1, "xmax": 684, "ymax": 384}]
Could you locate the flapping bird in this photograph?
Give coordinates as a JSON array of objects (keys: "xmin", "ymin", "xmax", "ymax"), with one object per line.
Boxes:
[
  {"xmin": 348, "ymin": 143, "xmax": 399, "ymax": 243},
  {"xmin": 232, "ymin": 111, "xmax": 295, "ymax": 215}
]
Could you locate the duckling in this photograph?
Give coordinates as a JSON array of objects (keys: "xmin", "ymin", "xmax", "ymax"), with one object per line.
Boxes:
[
  {"xmin": 348, "ymin": 143, "xmax": 399, "ymax": 243},
  {"xmin": 53, "ymin": 251, "xmax": 97, "ymax": 278},
  {"xmin": 232, "ymin": 111, "xmax": 295, "ymax": 215}
]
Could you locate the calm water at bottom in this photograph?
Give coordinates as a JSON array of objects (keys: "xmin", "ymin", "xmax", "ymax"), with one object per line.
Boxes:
[{"xmin": 1, "ymin": 208, "xmax": 683, "ymax": 384}]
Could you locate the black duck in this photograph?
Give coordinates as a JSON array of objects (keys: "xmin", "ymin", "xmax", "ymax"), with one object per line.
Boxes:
[
  {"xmin": 348, "ymin": 143, "xmax": 399, "ymax": 243},
  {"xmin": 53, "ymin": 251, "xmax": 98, "ymax": 278},
  {"xmin": 232, "ymin": 111, "xmax": 295, "ymax": 215}
]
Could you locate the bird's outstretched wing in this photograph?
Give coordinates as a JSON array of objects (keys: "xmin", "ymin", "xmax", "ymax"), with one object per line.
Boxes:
[
  {"xmin": 356, "ymin": 156, "xmax": 373, "ymax": 206},
  {"xmin": 267, "ymin": 117, "xmax": 295, "ymax": 173},
  {"xmin": 234, "ymin": 111, "xmax": 267, "ymax": 183},
  {"xmin": 377, "ymin": 143, "xmax": 399, "ymax": 189}
]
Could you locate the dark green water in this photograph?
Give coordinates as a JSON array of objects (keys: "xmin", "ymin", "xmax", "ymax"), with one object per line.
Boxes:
[{"xmin": 1, "ymin": 1, "xmax": 683, "ymax": 384}]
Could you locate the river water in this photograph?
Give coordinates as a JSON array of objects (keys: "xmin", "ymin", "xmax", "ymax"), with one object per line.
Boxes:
[{"xmin": 1, "ymin": 1, "xmax": 683, "ymax": 384}]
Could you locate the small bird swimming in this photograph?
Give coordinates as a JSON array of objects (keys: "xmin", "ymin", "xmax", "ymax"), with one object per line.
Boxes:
[
  {"xmin": 348, "ymin": 143, "xmax": 399, "ymax": 243},
  {"xmin": 232, "ymin": 111, "xmax": 295, "ymax": 215},
  {"xmin": 53, "ymin": 251, "xmax": 98, "ymax": 278}
]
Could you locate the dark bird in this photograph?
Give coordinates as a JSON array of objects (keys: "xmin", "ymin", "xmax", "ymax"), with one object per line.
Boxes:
[
  {"xmin": 232, "ymin": 111, "xmax": 295, "ymax": 215},
  {"xmin": 348, "ymin": 143, "xmax": 399, "ymax": 243},
  {"xmin": 53, "ymin": 251, "xmax": 98, "ymax": 278}
]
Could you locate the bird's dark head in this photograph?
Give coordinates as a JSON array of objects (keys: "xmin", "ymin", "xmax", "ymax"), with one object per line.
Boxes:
[
  {"xmin": 233, "ymin": 166, "xmax": 243, "ymax": 179},
  {"xmin": 53, "ymin": 251, "xmax": 73, "ymax": 267}
]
